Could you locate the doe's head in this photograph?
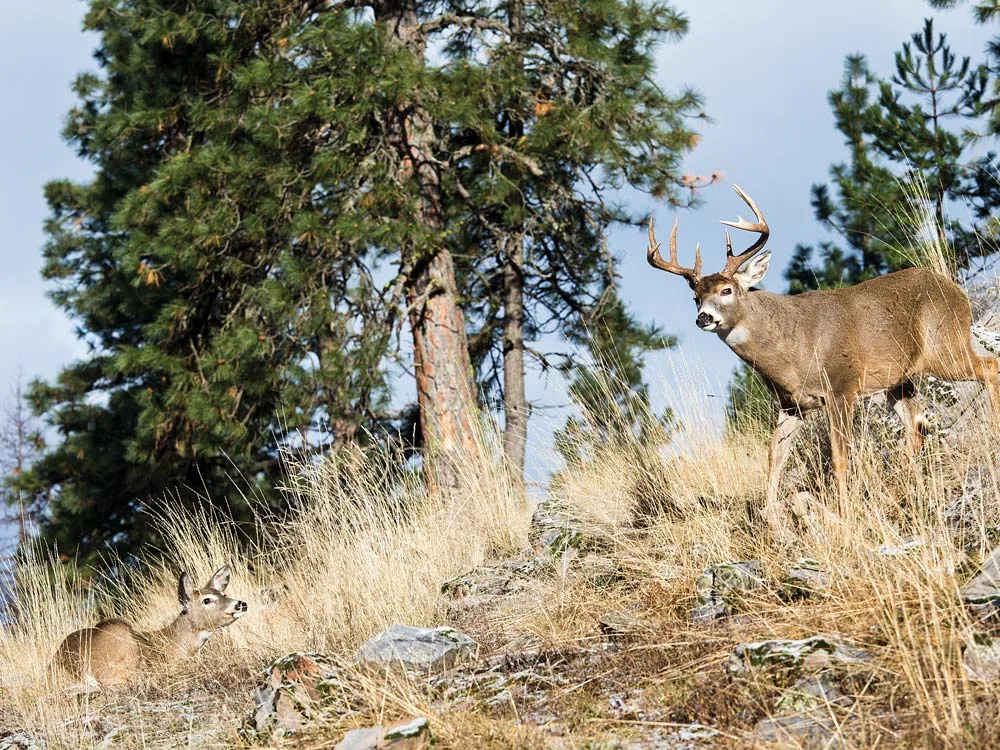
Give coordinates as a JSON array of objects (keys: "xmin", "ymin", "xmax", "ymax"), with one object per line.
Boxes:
[
  {"xmin": 177, "ymin": 564, "xmax": 248, "ymax": 632},
  {"xmin": 647, "ymin": 185, "xmax": 771, "ymax": 334}
]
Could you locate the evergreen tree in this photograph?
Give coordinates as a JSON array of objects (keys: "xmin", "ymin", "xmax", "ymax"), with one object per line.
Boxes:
[
  {"xmin": 31, "ymin": 0, "xmax": 703, "ymax": 562},
  {"xmin": 29, "ymin": 1, "xmax": 405, "ymax": 564},
  {"xmin": 787, "ymin": 19, "xmax": 997, "ymax": 294}
]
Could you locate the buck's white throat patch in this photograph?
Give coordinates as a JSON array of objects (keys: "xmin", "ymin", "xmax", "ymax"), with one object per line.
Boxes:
[{"xmin": 724, "ymin": 325, "xmax": 750, "ymax": 346}]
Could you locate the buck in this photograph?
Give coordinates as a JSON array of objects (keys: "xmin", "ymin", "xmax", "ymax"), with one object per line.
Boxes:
[
  {"xmin": 51, "ymin": 565, "xmax": 248, "ymax": 686},
  {"xmin": 647, "ymin": 185, "xmax": 1000, "ymax": 537}
]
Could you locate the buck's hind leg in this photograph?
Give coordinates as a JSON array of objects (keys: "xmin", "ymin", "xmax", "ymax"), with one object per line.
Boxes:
[
  {"xmin": 887, "ymin": 381, "xmax": 928, "ymax": 458},
  {"xmin": 926, "ymin": 337, "xmax": 1000, "ymax": 431},
  {"xmin": 972, "ymin": 355, "xmax": 1000, "ymax": 430},
  {"xmin": 765, "ymin": 409, "xmax": 803, "ymax": 542}
]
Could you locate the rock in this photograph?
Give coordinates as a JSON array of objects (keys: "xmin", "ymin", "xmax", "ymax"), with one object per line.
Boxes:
[
  {"xmin": 336, "ymin": 717, "xmax": 430, "ymax": 750},
  {"xmin": 0, "ymin": 734, "xmax": 46, "ymax": 750},
  {"xmin": 780, "ymin": 558, "xmax": 830, "ymax": 600},
  {"xmin": 961, "ymin": 545, "xmax": 1000, "ymax": 611},
  {"xmin": 752, "ymin": 711, "xmax": 845, "ymax": 749},
  {"xmin": 247, "ymin": 652, "xmax": 354, "ymax": 739},
  {"xmin": 774, "ymin": 673, "xmax": 850, "ymax": 714},
  {"xmin": 529, "ymin": 498, "xmax": 605, "ymax": 555},
  {"xmin": 963, "ymin": 632, "xmax": 1000, "ymax": 680},
  {"xmin": 598, "ymin": 611, "xmax": 648, "ymax": 639},
  {"xmin": 357, "ymin": 624, "xmax": 476, "ymax": 671},
  {"xmin": 729, "ymin": 635, "xmax": 872, "ymax": 677},
  {"xmin": 692, "ymin": 560, "xmax": 764, "ymax": 621}
]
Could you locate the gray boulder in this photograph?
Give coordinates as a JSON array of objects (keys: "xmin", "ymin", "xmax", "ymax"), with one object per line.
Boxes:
[
  {"xmin": 0, "ymin": 734, "xmax": 46, "ymax": 750},
  {"xmin": 357, "ymin": 624, "xmax": 475, "ymax": 671},
  {"xmin": 961, "ymin": 545, "xmax": 1000, "ymax": 615}
]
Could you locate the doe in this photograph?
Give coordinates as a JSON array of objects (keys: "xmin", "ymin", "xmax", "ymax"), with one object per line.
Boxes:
[{"xmin": 52, "ymin": 565, "xmax": 248, "ymax": 686}]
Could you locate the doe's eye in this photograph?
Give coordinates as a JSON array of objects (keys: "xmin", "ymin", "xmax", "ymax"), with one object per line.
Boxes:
[
  {"xmin": 720, "ymin": 287, "xmax": 733, "ymax": 296},
  {"xmin": 202, "ymin": 597, "xmax": 213, "ymax": 606}
]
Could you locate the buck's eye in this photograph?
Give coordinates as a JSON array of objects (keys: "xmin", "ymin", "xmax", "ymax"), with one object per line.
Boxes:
[
  {"xmin": 720, "ymin": 287, "xmax": 733, "ymax": 296},
  {"xmin": 202, "ymin": 597, "xmax": 213, "ymax": 606}
]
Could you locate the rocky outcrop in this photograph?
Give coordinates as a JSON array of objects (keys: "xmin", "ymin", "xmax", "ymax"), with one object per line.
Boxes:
[
  {"xmin": 961, "ymin": 545, "xmax": 1000, "ymax": 618},
  {"xmin": 247, "ymin": 652, "xmax": 354, "ymax": 740},
  {"xmin": 963, "ymin": 631, "xmax": 1000, "ymax": 680},
  {"xmin": 780, "ymin": 558, "xmax": 830, "ymax": 600}
]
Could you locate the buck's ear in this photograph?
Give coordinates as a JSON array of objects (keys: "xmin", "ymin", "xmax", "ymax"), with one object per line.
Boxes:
[
  {"xmin": 207, "ymin": 564, "xmax": 232, "ymax": 593},
  {"xmin": 734, "ymin": 250, "xmax": 771, "ymax": 290},
  {"xmin": 178, "ymin": 572, "xmax": 194, "ymax": 610}
]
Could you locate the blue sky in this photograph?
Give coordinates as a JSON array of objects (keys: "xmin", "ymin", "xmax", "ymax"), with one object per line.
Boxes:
[{"xmin": 0, "ymin": 1, "xmax": 995, "ymax": 495}]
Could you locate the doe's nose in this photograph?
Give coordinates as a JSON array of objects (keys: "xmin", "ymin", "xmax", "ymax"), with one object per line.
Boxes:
[
  {"xmin": 696, "ymin": 312, "xmax": 715, "ymax": 329},
  {"xmin": 235, "ymin": 600, "xmax": 248, "ymax": 612}
]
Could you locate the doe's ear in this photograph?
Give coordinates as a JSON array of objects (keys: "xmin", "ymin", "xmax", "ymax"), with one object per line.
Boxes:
[
  {"xmin": 207, "ymin": 564, "xmax": 232, "ymax": 593},
  {"xmin": 734, "ymin": 250, "xmax": 771, "ymax": 290},
  {"xmin": 177, "ymin": 572, "xmax": 194, "ymax": 611}
]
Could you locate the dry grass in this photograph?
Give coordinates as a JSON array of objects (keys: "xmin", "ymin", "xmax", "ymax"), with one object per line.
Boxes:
[{"xmin": 0, "ymin": 435, "xmax": 529, "ymax": 748}]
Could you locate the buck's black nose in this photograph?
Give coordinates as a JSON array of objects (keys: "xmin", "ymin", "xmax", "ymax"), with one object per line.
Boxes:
[
  {"xmin": 696, "ymin": 312, "xmax": 715, "ymax": 329},
  {"xmin": 236, "ymin": 600, "xmax": 248, "ymax": 612}
]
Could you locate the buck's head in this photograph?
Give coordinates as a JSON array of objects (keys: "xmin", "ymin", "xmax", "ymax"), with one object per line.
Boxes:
[
  {"xmin": 177, "ymin": 564, "xmax": 248, "ymax": 635},
  {"xmin": 647, "ymin": 185, "xmax": 770, "ymax": 336}
]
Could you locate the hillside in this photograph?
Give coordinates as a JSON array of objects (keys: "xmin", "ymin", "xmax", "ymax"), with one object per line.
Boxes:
[{"xmin": 3, "ymin": 387, "xmax": 1000, "ymax": 749}]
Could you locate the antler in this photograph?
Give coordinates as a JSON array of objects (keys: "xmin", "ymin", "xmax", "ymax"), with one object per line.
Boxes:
[
  {"xmin": 720, "ymin": 185, "xmax": 769, "ymax": 276},
  {"xmin": 647, "ymin": 217, "xmax": 702, "ymax": 285}
]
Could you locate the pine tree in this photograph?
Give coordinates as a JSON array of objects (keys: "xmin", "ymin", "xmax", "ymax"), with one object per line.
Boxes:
[
  {"xmin": 32, "ymin": 0, "xmax": 703, "ymax": 562},
  {"xmin": 787, "ymin": 19, "xmax": 996, "ymax": 294},
  {"xmin": 29, "ymin": 1, "xmax": 422, "ymax": 563}
]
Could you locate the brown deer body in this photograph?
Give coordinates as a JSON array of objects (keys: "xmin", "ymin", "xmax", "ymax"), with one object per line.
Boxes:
[
  {"xmin": 52, "ymin": 565, "xmax": 248, "ymax": 687},
  {"xmin": 648, "ymin": 186, "xmax": 1000, "ymax": 537}
]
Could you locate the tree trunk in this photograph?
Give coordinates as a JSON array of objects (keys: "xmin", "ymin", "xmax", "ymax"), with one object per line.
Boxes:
[
  {"xmin": 376, "ymin": 0, "xmax": 481, "ymax": 494},
  {"xmin": 502, "ymin": 0, "xmax": 527, "ymax": 485},
  {"xmin": 502, "ymin": 235, "xmax": 527, "ymax": 484}
]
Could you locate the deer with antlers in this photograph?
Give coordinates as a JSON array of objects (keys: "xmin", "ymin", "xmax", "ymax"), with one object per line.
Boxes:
[{"xmin": 647, "ymin": 185, "xmax": 1000, "ymax": 538}]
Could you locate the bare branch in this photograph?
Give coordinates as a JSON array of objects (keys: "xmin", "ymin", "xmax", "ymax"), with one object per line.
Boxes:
[{"xmin": 418, "ymin": 14, "xmax": 511, "ymax": 37}]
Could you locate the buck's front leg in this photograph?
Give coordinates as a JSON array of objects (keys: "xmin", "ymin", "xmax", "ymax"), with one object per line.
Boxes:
[
  {"xmin": 765, "ymin": 409, "xmax": 803, "ymax": 542},
  {"xmin": 828, "ymin": 394, "xmax": 856, "ymax": 515}
]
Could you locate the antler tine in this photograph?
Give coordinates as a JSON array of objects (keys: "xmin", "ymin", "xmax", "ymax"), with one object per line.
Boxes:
[
  {"xmin": 646, "ymin": 217, "xmax": 701, "ymax": 285},
  {"xmin": 720, "ymin": 184, "xmax": 769, "ymax": 275}
]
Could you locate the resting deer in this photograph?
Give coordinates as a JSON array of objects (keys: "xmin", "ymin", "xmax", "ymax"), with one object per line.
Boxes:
[
  {"xmin": 51, "ymin": 565, "xmax": 248, "ymax": 687},
  {"xmin": 647, "ymin": 185, "xmax": 1000, "ymax": 537}
]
